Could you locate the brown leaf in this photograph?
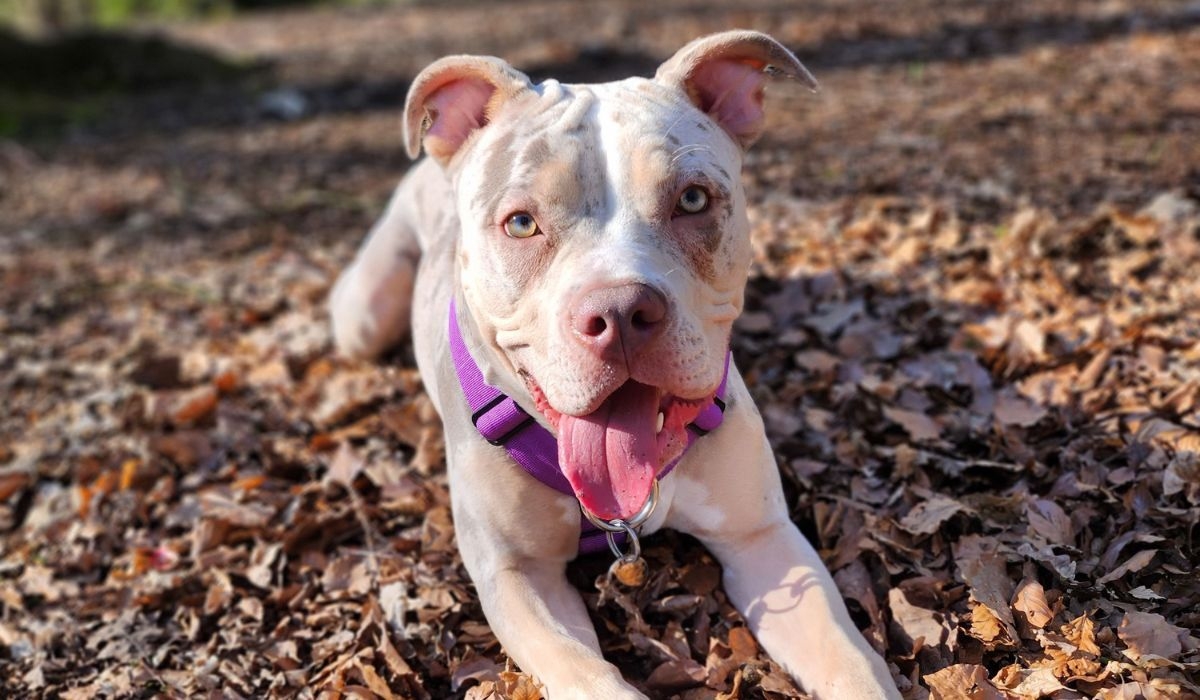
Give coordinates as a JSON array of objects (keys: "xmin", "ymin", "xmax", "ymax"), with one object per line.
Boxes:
[
  {"xmin": 991, "ymin": 665, "xmax": 1067, "ymax": 696},
  {"xmin": 314, "ymin": 367, "xmax": 396, "ymax": 427},
  {"xmin": 1095, "ymin": 681, "xmax": 1186, "ymax": 700},
  {"xmin": 0, "ymin": 470, "xmax": 31, "ymax": 501},
  {"xmin": 150, "ymin": 430, "xmax": 214, "ymax": 468},
  {"xmin": 1011, "ymin": 319, "xmax": 1046, "ymax": 364},
  {"xmin": 1024, "ymin": 498, "xmax": 1073, "ymax": 546},
  {"xmin": 451, "ymin": 655, "xmax": 503, "ymax": 692},
  {"xmin": 326, "ymin": 442, "xmax": 365, "ymax": 489},
  {"xmin": 168, "ymin": 385, "xmax": 219, "ymax": 425},
  {"xmin": 889, "ymin": 587, "xmax": 955, "ymax": 662},
  {"xmin": 1097, "ymin": 549, "xmax": 1157, "ymax": 585},
  {"xmin": 505, "ymin": 674, "xmax": 543, "ymax": 700},
  {"xmin": 322, "ymin": 554, "xmax": 372, "ymax": 596},
  {"xmin": 969, "ymin": 602, "xmax": 1010, "ymax": 646},
  {"xmin": 354, "ymin": 659, "xmax": 396, "ymax": 699},
  {"xmin": 1011, "ymin": 579, "xmax": 1054, "ymax": 629},
  {"xmin": 421, "ymin": 506, "xmax": 456, "ymax": 553},
  {"xmin": 834, "ymin": 560, "xmax": 887, "ymax": 652},
  {"xmin": 727, "ymin": 626, "xmax": 758, "ymax": 665},
  {"xmin": 924, "ymin": 664, "xmax": 1006, "ymax": 700},
  {"xmin": 646, "ymin": 657, "xmax": 706, "ymax": 691},
  {"xmin": 1162, "ymin": 451, "xmax": 1200, "ymax": 502},
  {"xmin": 376, "ymin": 616, "xmax": 414, "ymax": 679},
  {"xmin": 246, "ymin": 541, "xmax": 282, "ymax": 589},
  {"xmin": 994, "ymin": 391, "xmax": 1047, "ymax": 427},
  {"xmin": 1118, "ymin": 611, "xmax": 1184, "ymax": 661},
  {"xmin": 883, "ymin": 406, "xmax": 942, "ymax": 441},
  {"xmin": 898, "ymin": 493, "xmax": 964, "ymax": 536},
  {"xmin": 198, "ymin": 490, "xmax": 274, "ymax": 528},
  {"xmin": 955, "ymin": 535, "xmax": 1019, "ymax": 647}
]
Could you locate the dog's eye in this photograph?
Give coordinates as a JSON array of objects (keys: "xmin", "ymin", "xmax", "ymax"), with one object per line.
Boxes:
[
  {"xmin": 676, "ymin": 186, "xmax": 710, "ymax": 215},
  {"xmin": 504, "ymin": 212, "xmax": 539, "ymax": 238}
]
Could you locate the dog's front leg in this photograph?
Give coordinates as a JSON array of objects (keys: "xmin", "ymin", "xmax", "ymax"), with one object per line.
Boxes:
[
  {"xmin": 468, "ymin": 558, "xmax": 647, "ymax": 700},
  {"xmin": 707, "ymin": 516, "xmax": 898, "ymax": 699},
  {"xmin": 448, "ymin": 444, "xmax": 647, "ymax": 700},
  {"xmin": 668, "ymin": 379, "xmax": 900, "ymax": 699}
]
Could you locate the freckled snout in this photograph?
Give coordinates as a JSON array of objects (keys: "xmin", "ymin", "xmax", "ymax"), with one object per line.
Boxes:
[{"xmin": 569, "ymin": 283, "xmax": 668, "ymax": 362}]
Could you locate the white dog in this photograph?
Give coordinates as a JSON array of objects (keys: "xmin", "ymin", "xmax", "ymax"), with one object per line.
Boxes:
[{"xmin": 330, "ymin": 30, "xmax": 899, "ymax": 699}]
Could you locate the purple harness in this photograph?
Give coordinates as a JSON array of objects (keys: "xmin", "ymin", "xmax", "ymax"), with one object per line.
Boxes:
[{"xmin": 448, "ymin": 299, "xmax": 729, "ymax": 555}]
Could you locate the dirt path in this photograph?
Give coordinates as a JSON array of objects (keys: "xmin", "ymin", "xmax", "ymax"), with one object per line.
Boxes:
[{"xmin": 1, "ymin": 1, "xmax": 1198, "ymax": 698}]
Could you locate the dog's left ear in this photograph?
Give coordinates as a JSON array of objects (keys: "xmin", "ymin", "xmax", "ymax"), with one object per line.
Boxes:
[
  {"xmin": 403, "ymin": 55, "xmax": 533, "ymax": 165},
  {"xmin": 655, "ymin": 31, "xmax": 817, "ymax": 150}
]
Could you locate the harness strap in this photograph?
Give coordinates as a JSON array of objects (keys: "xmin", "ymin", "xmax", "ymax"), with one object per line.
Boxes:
[{"xmin": 448, "ymin": 298, "xmax": 729, "ymax": 555}]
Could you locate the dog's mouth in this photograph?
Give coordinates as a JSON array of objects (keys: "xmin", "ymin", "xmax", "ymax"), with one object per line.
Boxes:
[{"xmin": 525, "ymin": 377, "xmax": 711, "ymax": 521}]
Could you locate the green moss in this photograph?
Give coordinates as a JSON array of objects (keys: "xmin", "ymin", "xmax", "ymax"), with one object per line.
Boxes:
[{"xmin": 0, "ymin": 89, "xmax": 107, "ymax": 137}]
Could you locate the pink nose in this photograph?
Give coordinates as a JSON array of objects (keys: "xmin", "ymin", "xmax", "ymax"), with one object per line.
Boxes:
[{"xmin": 570, "ymin": 283, "xmax": 668, "ymax": 360}]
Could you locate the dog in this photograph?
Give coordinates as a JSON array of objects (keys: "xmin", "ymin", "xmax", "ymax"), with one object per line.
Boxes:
[{"xmin": 330, "ymin": 30, "xmax": 900, "ymax": 699}]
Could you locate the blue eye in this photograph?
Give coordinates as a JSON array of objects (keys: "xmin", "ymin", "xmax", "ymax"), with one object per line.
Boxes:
[
  {"xmin": 504, "ymin": 212, "xmax": 539, "ymax": 238},
  {"xmin": 676, "ymin": 186, "xmax": 709, "ymax": 215}
]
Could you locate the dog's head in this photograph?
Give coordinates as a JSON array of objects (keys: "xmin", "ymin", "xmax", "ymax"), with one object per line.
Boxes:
[{"xmin": 405, "ymin": 31, "xmax": 814, "ymax": 520}]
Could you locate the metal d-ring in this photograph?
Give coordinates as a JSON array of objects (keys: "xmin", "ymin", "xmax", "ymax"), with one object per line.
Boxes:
[
  {"xmin": 580, "ymin": 479, "xmax": 660, "ymax": 533},
  {"xmin": 605, "ymin": 520, "xmax": 642, "ymax": 563}
]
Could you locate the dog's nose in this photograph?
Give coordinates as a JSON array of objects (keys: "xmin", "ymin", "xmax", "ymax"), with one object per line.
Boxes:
[{"xmin": 570, "ymin": 283, "xmax": 668, "ymax": 360}]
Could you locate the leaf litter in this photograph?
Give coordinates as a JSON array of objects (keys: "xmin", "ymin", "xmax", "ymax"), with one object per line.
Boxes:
[{"xmin": 2, "ymin": 0, "xmax": 1200, "ymax": 698}]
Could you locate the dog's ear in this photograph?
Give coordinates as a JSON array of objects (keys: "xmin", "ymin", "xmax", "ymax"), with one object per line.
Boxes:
[
  {"xmin": 655, "ymin": 31, "xmax": 817, "ymax": 150},
  {"xmin": 404, "ymin": 56, "xmax": 533, "ymax": 165}
]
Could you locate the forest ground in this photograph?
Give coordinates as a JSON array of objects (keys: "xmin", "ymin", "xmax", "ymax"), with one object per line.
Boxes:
[{"xmin": 1, "ymin": 1, "xmax": 1199, "ymax": 697}]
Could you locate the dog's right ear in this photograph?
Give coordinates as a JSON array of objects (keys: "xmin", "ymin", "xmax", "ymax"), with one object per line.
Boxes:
[{"xmin": 403, "ymin": 56, "xmax": 533, "ymax": 166}]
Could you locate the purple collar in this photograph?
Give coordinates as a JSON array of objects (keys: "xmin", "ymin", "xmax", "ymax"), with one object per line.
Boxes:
[{"xmin": 448, "ymin": 298, "xmax": 729, "ymax": 555}]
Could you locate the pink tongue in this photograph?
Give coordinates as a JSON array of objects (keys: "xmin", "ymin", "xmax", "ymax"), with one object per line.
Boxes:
[{"xmin": 559, "ymin": 381, "xmax": 660, "ymax": 521}]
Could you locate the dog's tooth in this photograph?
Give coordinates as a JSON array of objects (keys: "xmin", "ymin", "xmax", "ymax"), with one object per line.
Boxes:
[{"xmin": 656, "ymin": 411, "xmax": 665, "ymax": 434}]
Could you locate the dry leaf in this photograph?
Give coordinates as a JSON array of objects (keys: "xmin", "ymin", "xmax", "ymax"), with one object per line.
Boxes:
[
  {"xmin": 898, "ymin": 493, "xmax": 964, "ymax": 535},
  {"xmin": 1118, "ymin": 611, "xmax": 1184, "ymax": 662},
  {"xmin": 4, "ymin": 8, "xmax": 1200, "ymax": 699},
  {"xmin": 955, "ymin": 536, "xmax": 1019, "ymax": 647},
  {"xmin": 1011, "ymin": 579, "xmax": 1054, "ymax": 629},
  {"xmin": 991, "ymin": 665, "xmax": 1067, "ymax": 696},
  {"xmin": 889, "ymin": 587, "xmax": 956, "ymax": 665},
  {"xmin": 884, "ymin": 406, "xmax": 942, "ymax": 441},
  {"xmin": 994, "ymin": 392, "xmax": 1047, "ymax": 427},
  {"xmin": 1097, "ymin": 549, "xmax": 1157, "ymax": 585},
  {"xmin": 1024, "ymin": 498, "xmax": 1073, "ymax": 546},
  {"xmin": 326, "ymin": 442, "xmax": 365, "ymax": 488},
  {"xmin": 924, "ymin": 664, "xmax": 1006, "ymax": 700}
]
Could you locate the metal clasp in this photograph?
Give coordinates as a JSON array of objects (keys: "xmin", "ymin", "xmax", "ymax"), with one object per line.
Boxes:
[{"xmin": 581, "ymin": 480, "xmax": 659, "ymax": 563}]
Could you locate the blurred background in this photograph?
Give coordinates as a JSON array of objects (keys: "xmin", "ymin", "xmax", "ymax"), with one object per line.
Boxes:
[{"xmin": 1, "ymin": 0, "xmax": 1197, "ymax": 243}]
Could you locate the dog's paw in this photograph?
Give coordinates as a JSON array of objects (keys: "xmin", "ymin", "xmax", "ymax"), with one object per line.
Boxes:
[{"xmin": 546, "ymin": 671, "xmax": 647, "ymax": 700}]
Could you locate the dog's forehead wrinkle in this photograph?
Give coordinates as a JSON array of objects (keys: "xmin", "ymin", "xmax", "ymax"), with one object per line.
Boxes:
[
  {"xmin": 469, "ymin": 85, "xmax": 607, "ymax": 229},
  {"xmin": 556, "ymin": 84, "xmax": 596, "ymax": 132}
]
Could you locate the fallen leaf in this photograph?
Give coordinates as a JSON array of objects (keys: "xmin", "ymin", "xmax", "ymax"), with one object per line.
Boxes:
[
  {"xmin": 1118, "ymin": 611, "xmax": 1184, "ymax": 661},
  {"xmin": 889, "ymin": 587, "xmax": 956, "ymax": 666},
  {"xmin": 326, "ymin": 442, "xmax": 365, "ymax": 489},
  {"xmin": 899, "ymin": 493, "xmax": 964, "ymax": 536},
  {"xmin": 1061, "ymin": 614, "xmax": 1103, "ymax": 657},
  {"xmin": 884, "ymin": 406, "xmax": 942, "ymax": 441},
  {"xmin": 955, "ymin": 536, "xmax": 1019, "ymax": 647},
  {"xmin": 924, "ymin": 664, "xmax": 1006, "ymax": 700},
  {"xmin": 1097, "ymin": 549, "xmax": 1157, "ymax": 585},
  {"xmin": 451, "ymin": 655, "xmax": 503, "ymax": 692},
  {"xmin": 167, "ymin": 385, "xmax": 219, "ymax": 425},
  {"xmin": 991, "ymin": 665, "xmax": 1067, "ymax": 696},
  {"xmin": 994, "ymin": 392, "xmax": 1047, "ymax": 427},
  {"xmin": 1024, "ymin": 498, "xmax": 1073, "ymax": 546}
]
